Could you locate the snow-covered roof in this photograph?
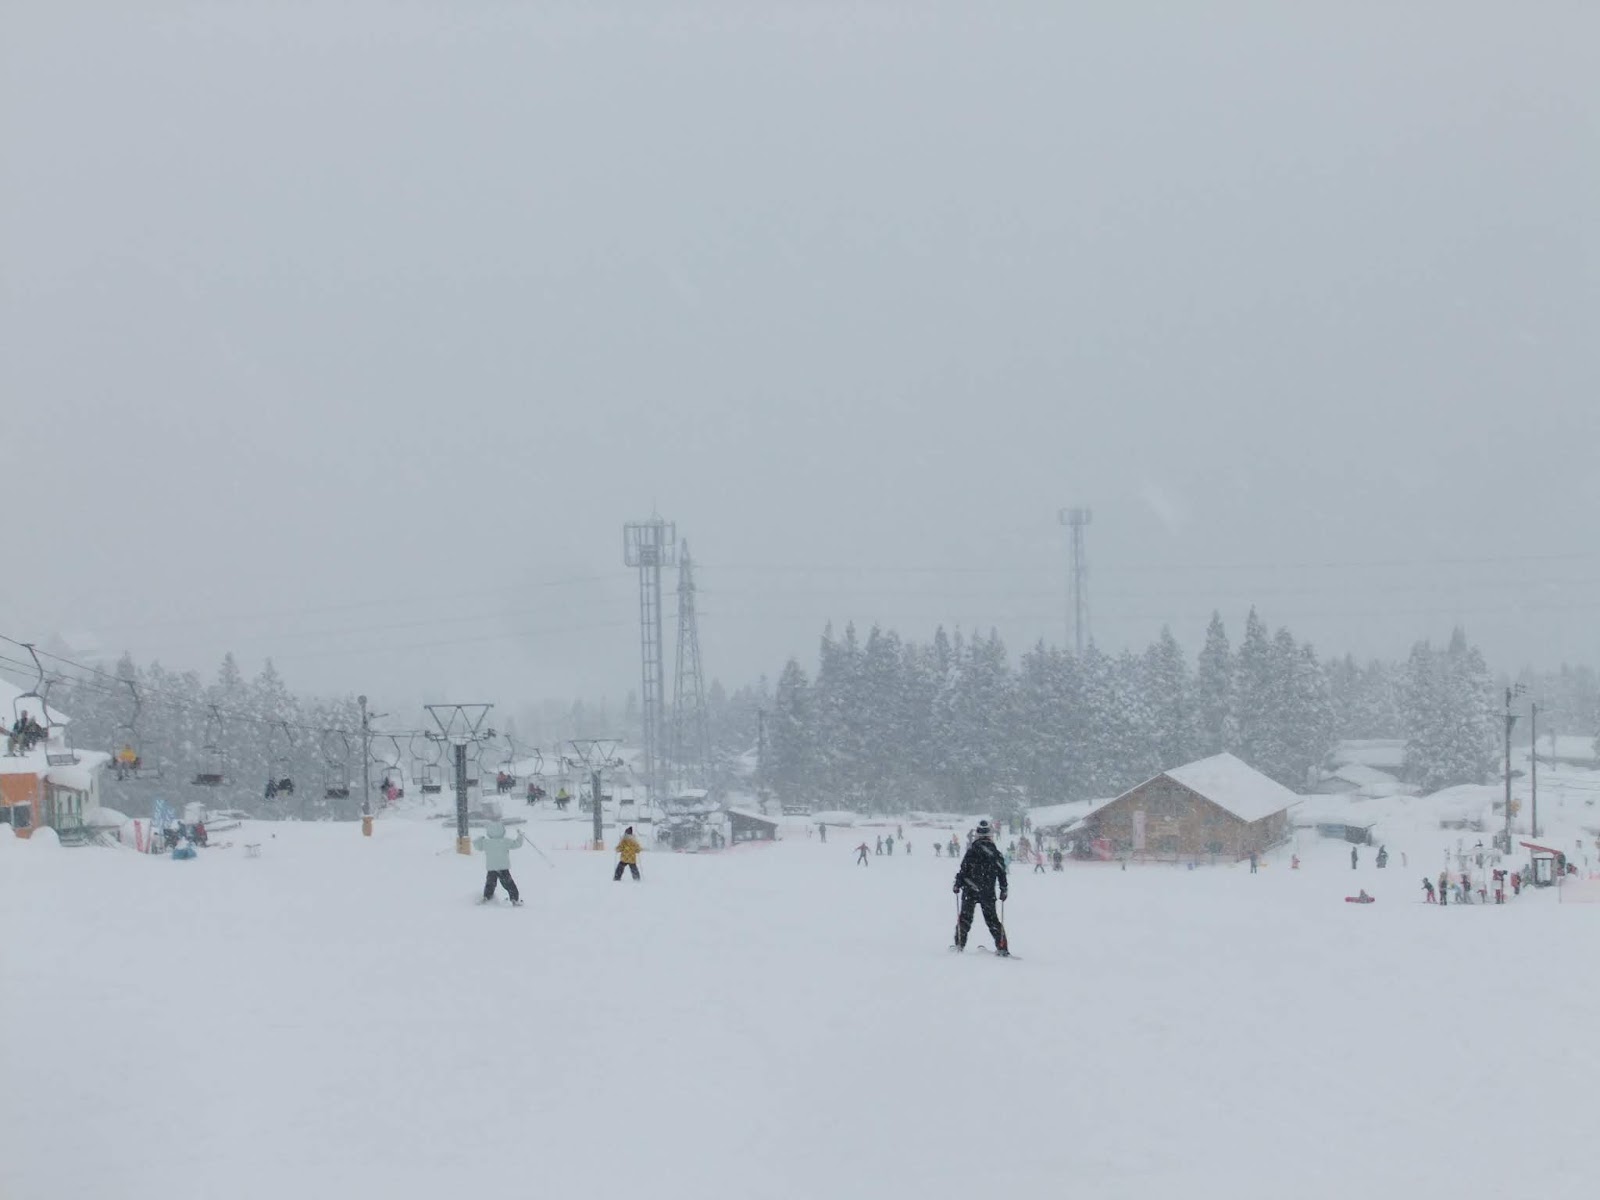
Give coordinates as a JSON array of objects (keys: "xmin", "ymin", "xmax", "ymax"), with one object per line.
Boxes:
[
  {"xmin": 1056, "ymin": 795, "xmax": 1125, "ymax": 834},
  {"xmin": 1030, "ymin": 799, "xmax": 1112, "ymax": 830},
  {"xmin": 726, "ymin": 807, "xmax": 777, "ymax": 825},
  {"xmin": 1323, "ymin": 763, "xmax": 1400, "ymax": 789},
  {"xmin": 46, "ymin": 764, "xmax": 97, "ymax": 791},
  {"xmin": 1295, "ymin": 808, "xmax": 1377, "ymax": 829},
  {"xmin": 3, "ymin": 747, "xmax": 109, "ymax": 780},
  {"xmin": 1420, "ymin": 784, "xmax": 1497, "ymax": 815},
  {"xmin": 1163, "ymin": 753, "xmax": 1303, "ymax": 824},
  {"xmin": 1329, "ymin": 739, "xmax": 1406, "ymax": 771}
]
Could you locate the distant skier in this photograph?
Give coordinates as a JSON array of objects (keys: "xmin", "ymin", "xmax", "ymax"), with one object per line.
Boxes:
[
  {"xmin": 1422, "ymin": 877, "xmax": 1436, "ymax": 903},
  {"xmin": 948, "ymin": 836, "xmax": 959, "ymax": 858},
  {"xmin": 1375, "ymin": 845, "xmax": 1389, "ymax": 869},
  {"xmin": 951, "ymin": 819, "xmax": 1009, "ymax": 956},
  {"xmin": 1351, "ymin": 846, "xmax": 1359, "ymax": 870},
  {"xmin": 613, "ymin": 826, "xmax": 641, "ymax": 882},
  {"xmin": 1051, "ymin": 848, "xmax": 1064, "ymax": 871},
  {"xmin": 1438, "ymin": 870, "xmax": 1449, "ymax": 907},
  {"xmin": 856, "ymin": 842, "xmax": 870, "ymax": 867},
  {"xmin": 474, "ymin": 821, "xmax": 525, "ymax": 905},
  {"xmin": 818, "ymin": 823, "xmax": 827, "ymax": 844},
  {"xmin": 886, "ymin": 835, "xmax": 895, "ymax": 856},
  {"xmin": 1248, "ymin": 850, "xmax": 1258, "ymax": 874},
  {"xmin": 934, "ymin": 841, "xmax": 942, "ymax": 857},
  {"xmin": 1033, "ymin": 850, "xmax": 1046, "ymax": 874},
  {"xmin": 875, "ymin": 837, "xmax": 884, "ymax": 856}
]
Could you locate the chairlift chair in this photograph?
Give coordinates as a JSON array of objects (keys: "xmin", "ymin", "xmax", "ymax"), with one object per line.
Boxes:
[
  {"xmin": 412, "ymin": 734, "xmax": 444, "ymax": 795},
  {"xmin": 374, "ymin": 734, "xmax": 406, "ymax": 799},
  {"xmin": 322, "ymin": 730, "xmax": 352, "ymax": 801},
  {"xmin": 112, "ymin": 679, "xmax": 161, "ymax": 781},
  {"xmin": 192, "ymin": 705, "xmax": 228, "ymax": 787},
  {"xmin": 522, "ymin": 748, "xmax": 547, "ymax": 802},
  {"xmin": 9, "ymin": 644, "xmax": 77, "ymax": 765},
  {"xmin": 264, "ymin": 721, "xmax": 296, "ymax": 800},
  {"xmin": 493, "ymin": 738, "xmax": 523, "ymax": 794}
]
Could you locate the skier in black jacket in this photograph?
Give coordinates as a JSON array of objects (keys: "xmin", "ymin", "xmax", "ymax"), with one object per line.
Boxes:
[{"xmin": 952, "ymin": 819, "xmax": 1010, "ymax": 955}]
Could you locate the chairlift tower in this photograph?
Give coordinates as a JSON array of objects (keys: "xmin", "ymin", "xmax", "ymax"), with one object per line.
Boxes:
[
  {"xmin": 425, "ymin": 703, "xmax": 494, "ymax": 854},
  {"xmin": 672, "ymin": 539, "xmax": 711, "ymax": 791},
  {"xmin": 624, "ymin": 518, "xmax": 677, "ymax": 806},
  {"xmin": 1057, "ymin": 507, "xmax": 1092, "ymax": 655}
]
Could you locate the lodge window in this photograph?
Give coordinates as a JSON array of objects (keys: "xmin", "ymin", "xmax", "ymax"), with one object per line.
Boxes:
[
  {"xmin": 6, "ymin": 805, "xmax": 32, "ymax": 830},
  {"xmin": 1206, "ymin": 840, "xmax": 1224, "ymax": 855}
]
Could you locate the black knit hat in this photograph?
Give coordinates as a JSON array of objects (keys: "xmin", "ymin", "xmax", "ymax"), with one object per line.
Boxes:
[{"xmin": 975, "ymin": 819, "xmax": 992, "ymax": 838}]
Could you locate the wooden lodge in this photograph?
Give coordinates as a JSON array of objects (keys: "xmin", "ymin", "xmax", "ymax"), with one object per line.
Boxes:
[{"xmin": 1065, "ymin": 753, "xmax": 1299, "ymax": 862}]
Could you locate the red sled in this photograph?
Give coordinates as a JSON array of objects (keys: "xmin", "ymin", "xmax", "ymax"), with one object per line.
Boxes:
[{"xmin": 1344, "ymin": 894, "xmax": 1376, "ymax": 904}]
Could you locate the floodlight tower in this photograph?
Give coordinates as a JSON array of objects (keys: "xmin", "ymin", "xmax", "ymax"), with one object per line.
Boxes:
[
  {"xmin": 624, "ymin": 517, "xmax": 677, "ymax": 805},
  {"xmin": 673, "ymin": 539, "xmax": 711, "ymax": 791},
  {"xmin": 1057, "ymin": 507, "xmax": 1092, "ymax": 655}
]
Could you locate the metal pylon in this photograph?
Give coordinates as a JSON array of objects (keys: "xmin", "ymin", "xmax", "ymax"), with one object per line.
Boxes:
[
  {"xmin": 624, "ymin": 518, "xmax": 677, "ymax": 805},
  {"xmin": 673, "ymin": 539, "xmax": 711, "ymax": 791}
]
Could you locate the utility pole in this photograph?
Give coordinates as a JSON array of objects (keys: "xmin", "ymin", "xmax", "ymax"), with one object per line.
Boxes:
[
  {"xmin": 1503, "ymin": 684, "xmax": 1525, "ymax": 851},
  {"xmin": 359, "ymin": 696, "xmax": 371, "ymax": 835},
  {"xmin": 426, "ymin": 703, "xmax": 494, "ymax": 854},
  {"xmin": 1531, "ymin": 701, "xmax": 1538, "ymax": 840},
  {"xmin": 756, "ymin": 707, "xmax": 767, "ymax": 806},
  {"xmin": 1057, "ymin": 507, "xmax": 1092, "ymax": 655},
  {"xmin": 568, "ymin": 738, "xmax": 623, "ymax": 851}
]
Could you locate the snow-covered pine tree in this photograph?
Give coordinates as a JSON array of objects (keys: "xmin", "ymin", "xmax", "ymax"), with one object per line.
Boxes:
[
  {"xmin": 1401, "ymin": 641, "xmax": 1449, "ymax": 790},
  {"xmin": 1440, "ymin": 629, "xmax": 1497, "ymax": 787},
  {"xmin": 1143, "ymin": 626, "xmax": 1194, "ymax": 771},
  {"xmin": 1194, "ymin": 612, "xmax": 1236, "ymax": 757},
  {"xmin": 1233, "ymin": 608, "xmax": 1275, "ymax": 772},
  {"xmin": 769, "ymin": 659, "xmax": 816, "ymax": 806}
]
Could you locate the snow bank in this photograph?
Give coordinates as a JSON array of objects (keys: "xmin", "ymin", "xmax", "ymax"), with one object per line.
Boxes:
[
  {"xmin": 87, "ymin": 806, "xmax": 129, "ymax": 828},
  {"xmin": 810, "ymin": 810, "xmax": 857, "ymax": 826},
  {"xmin": 20, "ymin": 827, "xmax": 60, "ymax": 849}
]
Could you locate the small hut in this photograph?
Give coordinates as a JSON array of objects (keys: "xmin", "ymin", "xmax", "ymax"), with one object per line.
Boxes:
[{"xmin": 728, "ymin": 808, "xmax": 778, "ymax": 844}]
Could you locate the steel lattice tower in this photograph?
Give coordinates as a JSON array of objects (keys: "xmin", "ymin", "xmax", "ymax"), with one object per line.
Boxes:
[
  {"xmin": 624, "ymin": 518, "xmax": 677, "ymax": 804},
  {"xmin": 1057, "ymin": 507, "xmax": 1092, "ymax": 655},
  {"xmin": 672, "ymin": 539, "xmax": 711, "ymax": 791}
]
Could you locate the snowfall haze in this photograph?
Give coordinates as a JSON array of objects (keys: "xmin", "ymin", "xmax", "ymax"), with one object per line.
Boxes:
[{"xmin": 1, "ymin": 1, "xmax": 1595, "ymax": 707}]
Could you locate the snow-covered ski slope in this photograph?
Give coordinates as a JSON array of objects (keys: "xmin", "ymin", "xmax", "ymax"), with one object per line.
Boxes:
[{"xmin": 2, "ymin": 809, "xmax": 1596, "ymax": 1200}]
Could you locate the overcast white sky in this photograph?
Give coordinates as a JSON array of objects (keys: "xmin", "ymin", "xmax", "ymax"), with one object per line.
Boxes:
[{"xmin": 2, "ymin": 2, "xmax": 1595, "ymax": 715}]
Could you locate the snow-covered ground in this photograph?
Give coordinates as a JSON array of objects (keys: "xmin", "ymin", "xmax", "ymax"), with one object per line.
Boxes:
[{"xmin": 3, "ymin": 802, "xmax": 1597, "ymax": 1200}]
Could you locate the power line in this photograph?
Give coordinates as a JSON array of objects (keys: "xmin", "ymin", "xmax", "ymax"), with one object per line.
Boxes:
[
  {"xmin": 0, "ymin": 634, "xmax": 433, "ymax": 742},
  {"xmin": 61, "ymin": 571, "xmax": 622, "ymax": 636},
  {"xmin": 699, "ymin": 551, "xmax": 1600, "ymax": 576}
]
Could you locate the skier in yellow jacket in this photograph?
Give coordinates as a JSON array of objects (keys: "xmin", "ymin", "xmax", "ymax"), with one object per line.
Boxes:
[{"xmin": 613, "ymin": 826, "xmax": 642, "ymax": 882}]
